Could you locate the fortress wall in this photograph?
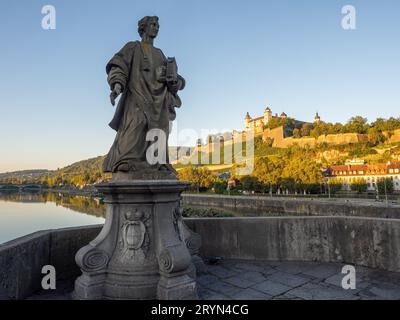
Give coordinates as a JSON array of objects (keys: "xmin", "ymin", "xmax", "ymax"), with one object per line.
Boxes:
[
  {"xmin": 358, "ymin": 133, "xmax": 369, "ymax": 142},
  {"xmin": 197, "ymin": 129, "xmax": 372, "ymax": 154},
  {"xmin": 388, "ymin": 129, "xmax": 400, "ymax": 144},
  {"xmin": 197, "ymin": 132, "xmax": 260, "ymax": 156},
  {"xmin": 317, "ymin": 133, "xmax": 368, "ymax": 145},
  {"xmin": 289, "ymin": 137, "xmax": 316, "ymax": 148},
  {"xmin": 263, "ymin": 127, "xmax": 285, "ymax": 147},
  {"xmin": 264, "ymin": 127, "xmax": 317, "ymax": 148},
  {"xmin": 275, "ymin": 136, "xmax": 294, "ymax": 148},
  {"xmin": 263, "ymin": 126, "xmax": 369, "ymax": 148}
]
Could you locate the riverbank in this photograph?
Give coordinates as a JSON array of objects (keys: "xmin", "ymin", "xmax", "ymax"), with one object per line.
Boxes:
[
  {"xmin": 41, "ymin": 187, "xmax": 102, "ymax": 197},
  {"xmin": 182, "ymin": 194, "xmax": 400, "ymax": 219},
  {"xmin": 4, "ymin": 187, "xmax": 400, "ymax": 219}
]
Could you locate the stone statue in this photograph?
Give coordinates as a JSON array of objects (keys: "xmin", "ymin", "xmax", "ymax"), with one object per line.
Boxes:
[
  {"xmin": 103, "ymin": 16, "xmax": 185, "ymax": 179},
  {"xmin": 73, "ymin": 16, "xmax": 203, "ymax": 300}
]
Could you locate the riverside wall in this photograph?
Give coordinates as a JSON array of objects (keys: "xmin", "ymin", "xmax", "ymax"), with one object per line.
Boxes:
[{"xmin": 182, "ymin": 194, "xmax": 400, "ymax": 219}]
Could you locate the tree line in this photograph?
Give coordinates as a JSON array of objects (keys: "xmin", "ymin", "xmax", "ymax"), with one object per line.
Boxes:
[
  {"xmin": 267, "ymin": 116, "xmax": 400, "ymax": 144},
  {"xmin": 179, "ymin": 147, "xmax": 325, "ymax": 195},
  {"xmin": 178, "ymin": 145, "xmax": 396, "ymax": 196}
]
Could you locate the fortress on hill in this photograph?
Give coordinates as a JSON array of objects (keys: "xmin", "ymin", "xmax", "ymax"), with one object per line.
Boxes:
[
  {"xmin": 244, "ymin": 106, "xmax": 369, "ymax": 148},
  {"xmin": 244, "ymin": 106, "xmax": 321, "ymax": 135},
  {"xmin": 190, "ymin": 105, "xmax": 400, "ymax": 155}
]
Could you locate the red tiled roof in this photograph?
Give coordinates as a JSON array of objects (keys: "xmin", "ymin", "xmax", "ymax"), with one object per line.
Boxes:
[
  {"xmin": 329, "ymin": 162, "xmax": 400, "ymax": 177},
  {"xmin": 330, "ymin": 165, "xmax": 350, "ymax": 171},
  {"xmin": 388, "ymin": 162, "xmax": 400, "ymax": 169},
  {"xmin": 349, "ymin": 165, "xmax": 367, "ymax": 171}
]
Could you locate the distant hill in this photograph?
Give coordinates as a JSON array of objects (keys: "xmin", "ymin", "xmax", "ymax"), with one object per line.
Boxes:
[
  {"xmin": 0, "ymin": 169, "xmax": 50, "ymax": 180},
  {"xmin": 0, "ymin": 157, "xmax": 106, "ymax": 186},
  {"xmin": 0, "ymin": 147, "xmax": 194, "ymax": 186},
  {"xmin": 57, "ymin": 156, "xmax": 105, "ymax": 176}
]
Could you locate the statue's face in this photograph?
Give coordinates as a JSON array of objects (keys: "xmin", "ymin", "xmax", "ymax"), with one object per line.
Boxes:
[{"xmin": 145, "ymin": 19, "xmax": 159, "ymax": 39}]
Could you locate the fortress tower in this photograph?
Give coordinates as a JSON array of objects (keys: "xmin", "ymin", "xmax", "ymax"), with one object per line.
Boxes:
[
  {"xmin": 244, "ymin": 106, "xmax": 275, "ymax": 134},
  {"xmin": 314, "ymin": 112, "xmax": 321, "ymax": 124},
  {"xmin": 244, "ymin": 112, "xmax": 252, "ymax": 130},
  {"xmin": 263, "ymin": 107, "xmax": 273, "ymax": 124}
]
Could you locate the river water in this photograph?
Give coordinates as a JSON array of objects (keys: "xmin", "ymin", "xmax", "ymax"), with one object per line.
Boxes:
[
  {"xmin": 0, "ymin": 190, "xmax": 284, "ymax": 245},
  {"xmin": 0, "ymin": 191, "xmax": 105, "ymax": 244}
]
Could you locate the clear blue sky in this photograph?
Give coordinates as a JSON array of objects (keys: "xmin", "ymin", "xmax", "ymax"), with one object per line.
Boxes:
[{"xmin": 1, "ymin": 0, "xmax": 399, "ymax": 172}]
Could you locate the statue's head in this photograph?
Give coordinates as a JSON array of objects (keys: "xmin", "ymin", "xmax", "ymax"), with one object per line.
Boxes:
[{"xmin": 138, "ymin": 16, "xmax": 159, "ymax": 39}]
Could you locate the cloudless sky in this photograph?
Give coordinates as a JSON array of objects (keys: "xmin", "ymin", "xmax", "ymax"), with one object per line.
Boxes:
[{"xmin": 0, "ymin": 0, "xmax": 399, "ymax": 172}]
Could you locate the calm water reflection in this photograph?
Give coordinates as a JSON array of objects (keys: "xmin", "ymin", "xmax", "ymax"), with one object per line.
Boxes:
[
  {"xmin": 0, "ymin": 191, "xmax": 282, "ymax": 245},
  {"xmin": 0, "ymin": 191, "xmax": 105, "ymax": 244}
]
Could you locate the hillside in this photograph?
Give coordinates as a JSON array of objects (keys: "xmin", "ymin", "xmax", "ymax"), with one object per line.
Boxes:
[
  {"xmin": 0, "ymin": 169, "xmax": 50, "ymax": 183},
  {"xmin": 2, "ymin": 115, "xmax": 400, "ymax": 188},
  {"xmin": 0, "ymin": 157, "xmax": 106, "ymax": 186},
  {"xmin": 0, "ymin": 147, "xmax": 193, "ymax": 187},
  {"xmin": 176, "ymin": 135, "xmax": 400, "ymax": 177}
]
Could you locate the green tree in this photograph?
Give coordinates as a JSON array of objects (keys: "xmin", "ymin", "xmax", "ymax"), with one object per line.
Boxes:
[
  {"xmin": 350, "ymin": 178, "xmax": 368, "ymax": 193},
  {"xmin": 332, "ymin": 122, "xmax": 344, "ymax": 134},
  {"xmin": 368, "ymin": 127, "xmax": 386, "ymax": 145},
  {"xmin": 344, "ymin": 116, "xmax": 369, "ymax": 134},
  {"xmin": 252, "ymin": 156, "xmax": 286, "ymax": 192},
  {"xmin": 239, "ymin": 175, "xmax": 261, "ymax": 192},
  {"xmin": 310, "ymin": 122, "xmax": 336, "ymax": 138},
  {"xmin": 212, "ymin": 177, "xmax": 227, "ymax": 194},
  {"xmin": 267, "ymin": 117, "xmax": 283, "ymax": 129},
  {"xmin": 178, "ymin": 166, "xmax": 215, "ymax": 191},
  {"xmin": 281, "ymin": 155, "xmax": 323, "ymax": 193},
  {"xmin": 301, "ymin": 123, "xmax": 313, "ymax": 137},
  {"xmin": 371, "ymin": 117, "xmax": 400, "ymax": 132},
  {"xmin": 327, "ymin": 179, "xmax": 343, "ymax": 194},
  {"xmin": 377, "ymin": 178, "xmax": 394, "ymax": 195},
  {"xmin": 293, "ymin": 128, "xmax": 300, "ymax": 138}
]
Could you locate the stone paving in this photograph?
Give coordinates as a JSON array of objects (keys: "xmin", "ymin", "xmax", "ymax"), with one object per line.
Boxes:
[
  {"xmin": 28, "ymin": 259, "xmax": 400, "ymax": 300},
  {"xmin": 198, "ymin": 259, "xmax": 400, "ymax": 300}
]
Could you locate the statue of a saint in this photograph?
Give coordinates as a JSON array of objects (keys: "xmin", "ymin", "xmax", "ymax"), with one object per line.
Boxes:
[
  {"xmin": 74, "ymin": 16, "xmax": 200, "ymax": 301},
  {"xmin": 103, "ymin": 16, "xmax": 185, "ymax": 178}
]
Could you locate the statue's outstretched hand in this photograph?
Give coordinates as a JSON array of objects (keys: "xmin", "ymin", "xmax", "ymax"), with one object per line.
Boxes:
[{"xmin": 110, "ymin": 83, "xmax": 122, "ymax": 106}]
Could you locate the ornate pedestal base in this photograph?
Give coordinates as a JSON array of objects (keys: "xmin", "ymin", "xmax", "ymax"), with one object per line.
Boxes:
[{"xmin": 72, "ymin": 179, "xmax": 200, "ymax": 300}]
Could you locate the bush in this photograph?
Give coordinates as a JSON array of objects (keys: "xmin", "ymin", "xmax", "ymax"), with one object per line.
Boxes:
[
  {"xmin": 327, "ymin": 181, "xmax": 343, "ymax": 194},
  {"xmin": 376, "ymin": 178, "xmax": 394, "ymax": 195},
  {"xmin": 182, "ymin": 206, "xmax": 234, "ymax": 218},
  {"xmin": 350, "ymin": 178, "xmax": 368, "ymax": 193},
  {"xmin": 239, "ymin": 176, "xmax": 261, "ymax": 192},
  {"xmin": 213, "ymin": 178, "xmax": 227, "ymax": 194}
]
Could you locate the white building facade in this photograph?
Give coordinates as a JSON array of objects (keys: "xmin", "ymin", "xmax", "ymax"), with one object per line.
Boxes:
[{"xmin": 328, "ymin": 161, "xmax": 400, "ymax": 192}]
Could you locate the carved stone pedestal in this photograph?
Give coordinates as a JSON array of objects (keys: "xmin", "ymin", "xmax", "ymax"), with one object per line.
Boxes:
[{"xmin": 72, "ymin": 179, "xmax": 200, "ymax": 300}]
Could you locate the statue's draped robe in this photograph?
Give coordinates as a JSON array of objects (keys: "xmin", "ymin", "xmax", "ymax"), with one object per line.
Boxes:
[{"xmin": 103, "ymin": 41, "xmax": 184, "ymax": 172}]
